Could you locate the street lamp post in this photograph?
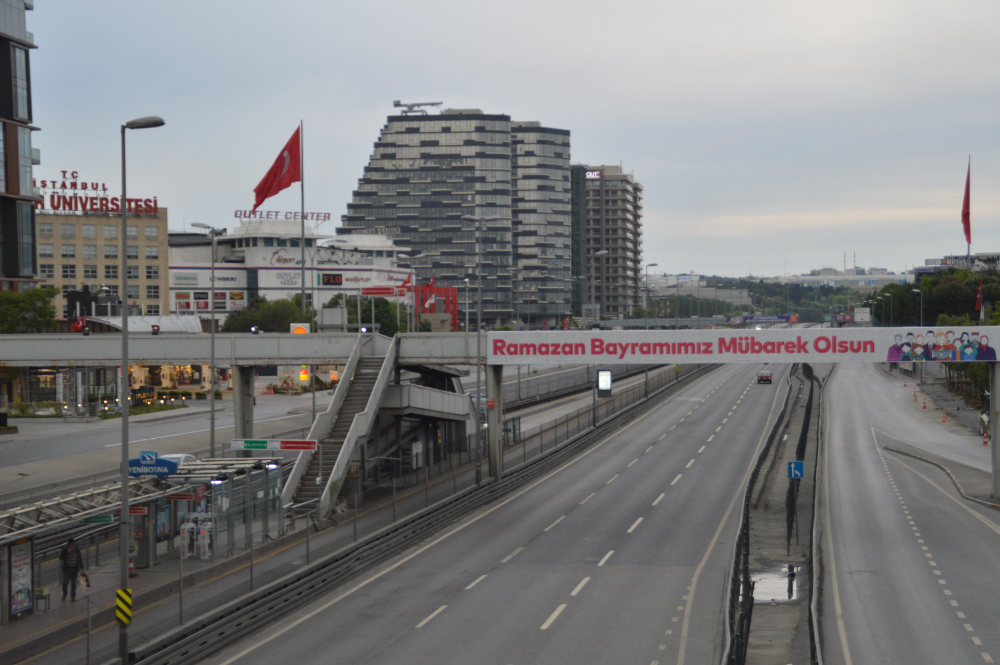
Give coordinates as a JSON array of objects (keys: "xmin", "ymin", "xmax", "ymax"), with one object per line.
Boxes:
[
  {"xmin": 912, "ymin": 288, "xmax": 923, "ymax": 327},
  {"xmin": 877, "ymin": 297, "xmax": 883, "ymax": 326},
  {"xmin": 119, "ymin": 114, "xmax": 164, "ymax": 665},
  {"xmin": 192, "ymin": 224, "xmax": 222, "ymax": 458},
  {"xmin": 461, "ymin": 214, "xmax": 501, "ymax": 484},
  {"xmin": 645, "ymin": 263, "xmax": 658, "ymax": 329}
]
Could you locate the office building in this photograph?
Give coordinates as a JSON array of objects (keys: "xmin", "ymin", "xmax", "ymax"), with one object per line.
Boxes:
[
  {"xmin": 570, "ymin": 164, "xmax": 644, "ymax": 317},
  {"xmin": 511, "ymin": 122, "xmax": 571, "ymax": 328},
  {"xmin": 34, "ymin": 170, "xmax": 169, "ymax": 316},
  {"xmin": 340, "ymin": 107, "xmax": 515, "ymax": 327},
  {"xmin": 0, "ymin": 0, "xmax": 38, "ymax": 293}
]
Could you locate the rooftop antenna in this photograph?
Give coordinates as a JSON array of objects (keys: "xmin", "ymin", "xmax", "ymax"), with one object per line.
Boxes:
[{"xmin": 393, "ymin": 100, "xmax": 442, "ymax": 115}]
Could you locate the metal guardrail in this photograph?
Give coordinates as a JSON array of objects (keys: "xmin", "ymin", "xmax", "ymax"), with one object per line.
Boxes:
[
  {"xmin": 722, "ymin": 365, "xmax": 795, "ymax": 665},
  {"xmin": 502, "ymin": 363, "xmax": 654, "ymax": 409},
  {"xmin": 107, "ymin": 364, "xmax": 718, "ymax": 665}
]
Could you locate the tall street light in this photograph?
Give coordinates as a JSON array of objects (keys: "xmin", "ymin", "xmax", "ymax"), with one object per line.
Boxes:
[
  {"xmin": 912, "ymin": 288, "xmax": 923, "ymax": 327},
  {"xmin": 461, "ymin": 214, "xmax": 501, "ymax": 484},
  {"xmin": 877, "ymin": 296, "xmax": 884, "ymax": 326},
  {"xmin": 119, "ymin": 114, "xmax": 164, "ymax": 665},
  {"xmin": 645, "ymin": 263, "xmax": 658, "ymax": 329},
  {"xmin": 886, "ymin": 293, "xmax": 893, "ymax": 327},
  {"xmin": 591, "ymin": 250, "xmax": 609, "ymax": 328},
  {"xmin": 192, "ymin": 224, "xmax": 222, "ymax": 458}
]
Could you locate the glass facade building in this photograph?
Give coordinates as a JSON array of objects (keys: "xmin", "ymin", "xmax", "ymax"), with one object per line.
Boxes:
[
  {"xmin": 341, "ymin": 109, "xmax": 514, "ymax": 326},
  {"xmin": 570, "ymin": 165, "xmax": 644, "ymax": 318},
  {"xmin": 511, "ymin": 122, "xmax": 571, "ymax": 328}
]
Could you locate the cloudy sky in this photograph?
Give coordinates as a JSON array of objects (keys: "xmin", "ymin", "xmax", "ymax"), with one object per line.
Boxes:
[{"xmin": 30, "ymin": 1, "xmax": 1000, "ymax": 277}]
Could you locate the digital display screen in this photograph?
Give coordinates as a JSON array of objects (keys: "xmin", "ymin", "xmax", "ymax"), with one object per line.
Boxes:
[{"xmin": 598, "ymin": 370, "xmax": 612, "ymax": 391}]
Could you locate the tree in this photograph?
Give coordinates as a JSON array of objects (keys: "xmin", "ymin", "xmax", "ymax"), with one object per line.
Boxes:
[
  {"xmin": 221, "ymin": 295, "xmax": 316, "ymax": 333},
  {"xmin": 0, "ymin": 287, "xmax": 56, "ymax": 334}
]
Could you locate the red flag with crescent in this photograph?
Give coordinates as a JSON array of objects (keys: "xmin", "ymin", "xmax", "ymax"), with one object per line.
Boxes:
[
  {"xmin": 427, "ymin": 276, "xmax": 435, "ymax": 287},
  {"xmin": 70, "ymin": 316, "xmax": 86, "ymax": 332},
  {"xmin": 253, "ymin": 127, "xmax": 301, "ymax": 212},
  {"xmin": 400, "ymin": 274, "xmax": 411, "ymax": 288}
]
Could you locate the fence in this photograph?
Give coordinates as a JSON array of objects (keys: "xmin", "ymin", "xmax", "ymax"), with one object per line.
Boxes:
[
  {"xmin": 724, "ymin": 365, "xmax": 794, "ymax": 665},
  {"xmin": 502, "ymin": 363, "xmax": 655, "ymax": 407}
]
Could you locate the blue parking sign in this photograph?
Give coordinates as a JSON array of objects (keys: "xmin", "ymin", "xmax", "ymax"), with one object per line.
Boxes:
[{"xmin": 788, "ymin": 461, "xmax": 804, "ymax": 478}]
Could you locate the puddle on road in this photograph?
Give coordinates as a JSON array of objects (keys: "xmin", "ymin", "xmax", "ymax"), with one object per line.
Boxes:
[{"xmin": 752, "ymin": 564, "xmax": 800, "ymax": 603}]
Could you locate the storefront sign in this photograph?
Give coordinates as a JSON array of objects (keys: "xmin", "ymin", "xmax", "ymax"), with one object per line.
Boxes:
[
  {"xmin": 214, "ymin": 291, "xmax": 226, "ymax": 300},
  {"xmin": 175, "ymin": 292, "xmax": 190, "ymax": 299},
  {"xmin": 487, "ymin": 328, "xmax": 1000, "ymax": 365},
  {"xmin": 34, "ymin": 171, "xmax": 159, "ymax": 215},
  {"xmin": 230, "ymin": 292, "xmax": 244, "ymax": 300},
  {"xmin": 174, "ymin": 273, "xmax": 198, "ymax": 285},
  {"xmin": 193, "ymin": 292, "xmax": 209, "ymax": 300},
  {"xmin": 233, "ymin": 210, "xmax": 331, "ymax": 221}
]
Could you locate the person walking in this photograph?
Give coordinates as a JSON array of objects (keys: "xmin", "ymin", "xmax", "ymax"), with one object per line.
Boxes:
[{"xmin": 58, "ymin": 538, "xmax": 84, "ymax": 602}]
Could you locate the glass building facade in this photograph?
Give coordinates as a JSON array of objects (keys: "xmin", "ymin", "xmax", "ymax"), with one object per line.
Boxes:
[
  {"xmin": 511, "ymin": 122, "xmax": 571, "ymax": 328},
  {"xmin": 341, "ymin": 110, "xmax": 514, "ymax": 326}
]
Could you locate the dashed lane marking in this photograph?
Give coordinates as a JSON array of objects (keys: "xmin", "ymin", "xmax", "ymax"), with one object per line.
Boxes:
[
  {"xmin": 544, "ymin": 516, "xmax": 565, "ymax": 532},
  {"xmin": 540, "ymin": 604, "xmax": 567, "ymax": 630},
  {"xmin": 597, "ymin": 550, "xmax": 614, "ymax": 566},
  {"xmin": 653, "ymin": 493, "xmax": 665, "ymax": 506},
  {"xmin": 671, "ymin": 474, "xmax": 682, "ymax": 485},
  {"xmin": 571, "ymin": 577, "xmax": 590, "ymax": 596},
  {"xmin": 465, "ymin": 575, "xmax": 486, "ymax": 590},
  {"xmin": 416, "ymin": 605, "xmax": 447, "ymax": 628}
]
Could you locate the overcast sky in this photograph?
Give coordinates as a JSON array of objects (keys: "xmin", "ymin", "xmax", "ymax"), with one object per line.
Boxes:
[{"xmin": 30, "ymin": 1, "xmax": 1000, "ymax": 277}]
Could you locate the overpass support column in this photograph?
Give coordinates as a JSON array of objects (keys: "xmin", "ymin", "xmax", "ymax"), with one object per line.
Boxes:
[
  {"xmin": 992, "ymin": 363, "xmax": 1000, "ymax": 499},
  {"xmin": 233, "ymin": 365, "xmax": 255, "ymax": 458},
  {"xmin": 486, "ymin": 364, "xmax": 504, "ymax": 481}
]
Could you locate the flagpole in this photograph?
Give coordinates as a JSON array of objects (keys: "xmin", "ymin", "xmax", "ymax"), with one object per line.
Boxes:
[{"xmin": 300, "ymin": 120, "xmax": 306, "ymax": 316}]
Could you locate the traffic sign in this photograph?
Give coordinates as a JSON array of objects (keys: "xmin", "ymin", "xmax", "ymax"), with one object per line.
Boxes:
[
  {"xmin": 361, "ymin": 286, "xmax": 396, "ymax": 296},
  {"xmin": 82, "ymin": 516, "xmax": 113, "ymax": 524},
  {"xmin": 140, "ymin": 451, "xmax": 158, "ymax": 463},
  {"xmin": 788, "ymin": 461, "xmax": 804, "ymax": 479},
  {"xmin": 230, "ymin": 439, "xmax": 317, "ymax": 451},
  {"xmin": 128, "ymin": 456, "xmax": 179, "ymax": 478}
]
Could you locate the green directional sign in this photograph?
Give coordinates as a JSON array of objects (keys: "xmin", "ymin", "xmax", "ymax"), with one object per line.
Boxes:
[
  {"xmin": 237, "ymin": 440, "xmax": 269, "ymax": 450},
  {"xmin": 83, "ymin": 516, "xmax": 114, "ymax": 524}
]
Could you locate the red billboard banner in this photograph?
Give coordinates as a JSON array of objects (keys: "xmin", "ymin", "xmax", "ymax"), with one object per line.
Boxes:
[{"xmin": 361, "ymin": 286, "xmax": 397, "ymax": 296}]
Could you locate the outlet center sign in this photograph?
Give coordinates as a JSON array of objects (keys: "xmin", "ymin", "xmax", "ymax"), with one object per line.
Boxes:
[{"xmin": 487, "ymin": 328, "xmax": 1000, "ymax": 365}]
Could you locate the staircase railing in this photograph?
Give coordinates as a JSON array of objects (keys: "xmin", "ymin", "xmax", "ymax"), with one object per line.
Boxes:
[
  {"xmin": 281, "ymin": 336, "xmax": 363, "ymax": 506},
  {"xmin": 319, "ymin": 336, "xmax": 398, "ymax": 517}
]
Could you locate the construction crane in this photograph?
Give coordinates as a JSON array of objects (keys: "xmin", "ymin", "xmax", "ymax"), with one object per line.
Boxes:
[{"xmin": 393, "ymin": 100, "xmax": 442, "ymax": 115}]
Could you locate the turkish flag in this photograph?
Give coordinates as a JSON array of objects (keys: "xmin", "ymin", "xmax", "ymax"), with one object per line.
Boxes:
[
  {"xmin": 427, "ymin": 276, "xmax": 435, "ymax": 287},
  {"xmin": 401, "ymin": 274, "xmax": 411, "ymax": 288},
  {"xmin": 962, "ymin": 160, "xmax": 971, "ymax": 245},
  {"xmin": 70, "ymin": 316, "xmax": 86, "ymax": 332},
  {"xmin": 253, "ymin": 127, "xmax": 301, "ymax": 212}
]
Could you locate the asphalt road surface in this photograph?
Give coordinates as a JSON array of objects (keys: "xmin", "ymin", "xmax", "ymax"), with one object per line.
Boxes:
[
  {"xmin": 819, "ymin": 362, "xmax": 1000, "ymax": 664},
  {"xmin": 206, "ymin": 363, "xmax": 789, "ymax": 665}
]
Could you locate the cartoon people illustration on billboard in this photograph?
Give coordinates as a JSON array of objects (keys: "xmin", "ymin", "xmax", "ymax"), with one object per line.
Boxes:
[
  {"xmin": 887, "ymin": 334, "xmax": 903, "ymax": 362},
  {"xmin": 978, "ymin": 335, "xmax": 996, "ymax": 361},
  {"xmin": 886, "ymin": 330, "xmax": 995, "ymax": 362},
  {"xmin": 912, "ymin": 335, "xmax": 926, "ymax": 361}
]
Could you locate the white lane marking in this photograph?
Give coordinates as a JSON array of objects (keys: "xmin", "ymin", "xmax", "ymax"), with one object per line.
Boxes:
[
  {"xmin": 646, "ymin": 446, "xmax": 654, "ymax": 453},
  {"xmin": 670, "ymin": 426, "xmax": 676, "ymax": 431},
  {"xmin": 722, "ymin": 418, "xmax": 728, "ymax": 424},
  {"xmin": 214, "ymin": 368, "xmax": 703, "ymax": 665},
  {"xmin": 728, "ymin": 411, "xmax": 732, "ymax": 416},
  {"xmin": 465, "ymin": 575, "xmax": 487, "ymax": 590},
  {"xmin": 983, "ymin": 652, "xmax": 994, "ymax": 663},
  {"xmin": 501, "ymin": 547, "xmax": 523, "ymax": 563},
  {"xmin": 698, "ymin": 446, "xmax": 706, "ymax": 453},
  {"xmin": 571, "ymin": 577, "xmax": 591, "ymax": 596},
  {"xmin": 653, "ymin": 493, "xmax": 665, "ymax": 506},
  {"xmin": 416, "ymin": 605, "xmax": 447, "ymax": 628},
  {"xmin": 715, "ymin": 426, "xmax": 722, "ymax": 432},
  {"xmin": 580, "ymin": 493, "xmax": 596, "ymax": 505},
  {"xmin": 965, "ymin": 624, "xmax": 974, "ymax": 631},
  {"xmin": 958, "ymin": 611, "xmax": 966, "ymax": 618},
  {"xmin": 660, "ymin": 434, "xmax": 667, "ymax": 440},
  {"xmin": 544, "ymin": 516, "xmax": 565, "ymax": 532},
  {"xmin": 628, "ymin": 459, "xmax": 638, "ymax": 467},
  {"xmin": 627, "ymin": 517, "xmax": 644, "ymax": 533},
  {"xmin": 540, "ymin": 604, "xmax": 567, "ymax": 630},
  {"xmin": 680, "ymin": 418, "xmax": 685, "ymax": 422},
  {"xmin": 597, "ymin": 550, "xmax": 614, "ymax": 566},
  {"xmin": 707, "ymin": 435, "xmax": 714, "ymax": 442},
  {"xmin": 973, "ymin": 637, "xmax": 982, "ymax": 645},
  {"xmin": 606, "ymin": 474, "xmax": 619, "ymax": 485},
  {"xmin": 686, "ymin": 459, "xmax": 695, "ymax": 468},
  {"xmin": 671, "ymin": 474, "xmax": 682, "ymax": 485}
]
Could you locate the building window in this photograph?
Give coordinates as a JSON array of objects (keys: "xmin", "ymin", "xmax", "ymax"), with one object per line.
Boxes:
[
  {"xmin": 290, "ymin": 239, "xmax": 300, "ymax": 248},
  {"xmin": 61, "ymin": 223, "xmax": 75, "ymax": 239},
  {"xmin": 38, "ymin": 243, "xmax": 53, "ymax": 258},
  {"xmin": 277, "ymin": 239, "xmax": 287, "ymax": 247},
  {"xmin": 83, "ymin": 265, "xmax": 98, "ymax": 279},
  {"xmin": 104, "ymin": 245, "xmax": 118, "ymax": 259},
  {"xmin": 82, "ymin": 244, "xmax": 97, "ymax": 259},
  {"xmin": 126, "ymin": 285, "xmax": 139, "ymax": 300},
  {"xmin": 61, "ymin": 244, "xmax": 76, "ymax": 258},
  {"xmin": 145, "ymin": 246, "xmax": 159, "ymax": 259},
  {"xmin": 126, "ymin": 245, "xmax": 138, "ymax": 259},
  {"xmin": 39, "ymin": 264, "xmax": 53, "ymax": 278},
  {"xmin": 61, "ymin": 284, "xmax": 75, "ymax": 296},
  {"xmin": 126, "ymin": 225, "xmax": 138, "ymax": 240},
  {"xmin": 17, "ymin": 203, "xmax": 32, "ymax": 275},
  {"xmin": 17, "ymin": 127, "xmax": 32, "ymax": 196},
  {"xmin": 38, "ymin": 222, "xmax": 52, "ymax": 237},
  {"xmin": 103, "ymin": 224, "xmax": 118, "ymax": 239},
  {"xmin": 105, "ymin": 265, "xmax": 118, "ymax": 279},
  {"xmin": 146, "ymin": 285, "xmax": 159, "ymax": 299},
  {"xmin": 252, "ymin": 238, "xmax": 258, "ymax": 247},
  {"xmin": 263, "ymin": 238, "xmax": 273, "ymax": 247},
  {"xmin": 106, "ymin": 284, "xmax": 119, "ymax": 297},
  {"xmin": 147, "ymin": 304, "xmax": 160, "ymax": 315},
  {"xmin": 61, "ymin": 264, "xmax": 76, "ymax": 279},
  {"xmin": 11, "ymin": 46, "xmax": 29, "ymax": 121},
  {"xmin": 145, "ymin": 226, "xmax": 158, "ymax": 241},
  {"xmin": 305, "ymin": 239, "xmax": 313, "ymax": 247},
  {"xmin": 146, "ymin": 264, "xmax": 159, "ymax": 280},
  {"xmin": 82, "ymin": 224, "xmax": 97, "ymax": 239},
  {"xmin": 126, "ymin": 265, "xmax": 139, "ymax": 280}
]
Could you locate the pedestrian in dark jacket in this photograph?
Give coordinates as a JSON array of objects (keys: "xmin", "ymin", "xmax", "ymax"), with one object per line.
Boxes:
[{"xmin": 58, "ymin": 538, "xmax": 83, "ymax": 602}]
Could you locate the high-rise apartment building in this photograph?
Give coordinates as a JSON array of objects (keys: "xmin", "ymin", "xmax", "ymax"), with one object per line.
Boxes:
[
  {"xmin": 341, "ymin": 108, "xmax": 514, "ymax": 327},
  {"xmin": 0, "ymin": 0, "xmax": 38, "ymax": 293},
  {"xmin": 570, "ymin": 165, "xmax": 644, "ymax": 318},
  {"xmin": 511, "ymin": 122, "xmax": 571, "ymax": 328}
]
